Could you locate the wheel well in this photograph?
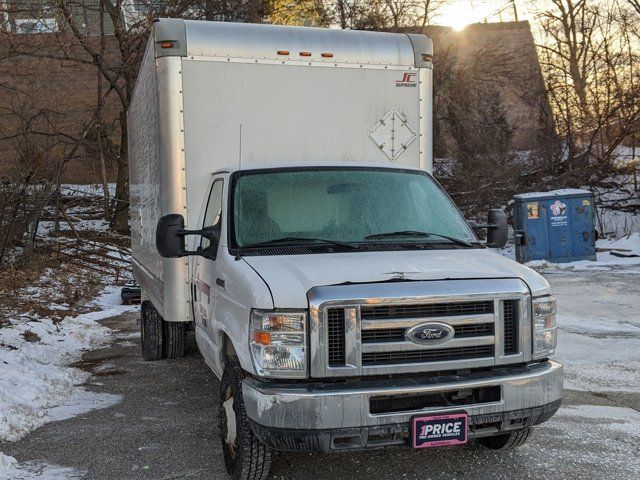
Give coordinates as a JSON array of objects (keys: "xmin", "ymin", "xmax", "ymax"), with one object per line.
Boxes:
[{"xmin": 220, "ymin": 333, "xmax": 238, "ymax": 370}]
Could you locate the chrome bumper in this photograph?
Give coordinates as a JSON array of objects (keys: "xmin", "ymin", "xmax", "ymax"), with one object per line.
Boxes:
[{"xmin": 243, "ymin": 361, "xmax": 563, "ymax": 430}]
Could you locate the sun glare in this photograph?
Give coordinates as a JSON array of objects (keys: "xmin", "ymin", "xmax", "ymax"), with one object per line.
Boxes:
[{"xmin": 435, "ymin": 1, "xmax": 512, "ymax": 31}]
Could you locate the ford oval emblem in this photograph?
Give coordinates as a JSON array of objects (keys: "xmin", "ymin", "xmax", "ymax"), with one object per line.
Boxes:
[{"xmin": 406, "ymin": 322, "xmax": 455, "ymax": 345}]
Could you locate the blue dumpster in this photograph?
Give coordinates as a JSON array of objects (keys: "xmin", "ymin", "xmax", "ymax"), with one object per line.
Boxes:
[{"xmin": 513, "ymin": 189, "xmax": 597, "ymax": 263}]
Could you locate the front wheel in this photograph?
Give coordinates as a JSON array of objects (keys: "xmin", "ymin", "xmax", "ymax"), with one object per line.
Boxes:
[
  {"xmin": 219, "ymin": 358, "xmax": 272, "ymax": 480},
  {"xmin": 477, "ymin": 428, "xmax": 531, "ymax": 450}
]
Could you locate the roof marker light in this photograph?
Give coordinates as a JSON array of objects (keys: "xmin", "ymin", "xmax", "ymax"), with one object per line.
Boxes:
[
  {"xmin": 299, "ymin": 51, "xmax": 312, "ymax": 57},
  {"xmin": 321, "ymin": 52, "xmax": 333, "ymax": 58},
  {"xmin": 277, "ymin": 50, "xmax": 290, "ymax": 55},
  {"xmin": 160, "ymin": 41, "xmax": 175, "ymax": 49}
]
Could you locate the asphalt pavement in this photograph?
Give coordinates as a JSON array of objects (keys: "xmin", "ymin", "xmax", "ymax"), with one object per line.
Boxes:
[{"xmin": 2, "ymin": 271, "xmax": 639, "ymax": 480}]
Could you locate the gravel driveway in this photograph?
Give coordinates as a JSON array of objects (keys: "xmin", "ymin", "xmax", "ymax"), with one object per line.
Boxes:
[{"xmin": 2, "ymin": 269, "xmax": 639, "ymax": 479}]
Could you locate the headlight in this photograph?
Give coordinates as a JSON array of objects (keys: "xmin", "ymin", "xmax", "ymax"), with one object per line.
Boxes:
[
  {"xmin": 532, "ymin": 296, "xmax": 557, "ymax": 358},
  {"xmin": 249, "ymin": 309, "xmax": 307, "ymax": 378}
]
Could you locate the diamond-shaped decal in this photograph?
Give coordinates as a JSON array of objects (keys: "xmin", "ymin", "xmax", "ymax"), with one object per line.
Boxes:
[{"xmin": 368, "ymin": 108, "xmax": 417, "ymax": 162}]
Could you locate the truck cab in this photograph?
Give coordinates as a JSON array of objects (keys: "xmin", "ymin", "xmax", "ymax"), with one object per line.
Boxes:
[{"xmin": 129, "ymin": 19, "xmax": 562, "ymax": 480}]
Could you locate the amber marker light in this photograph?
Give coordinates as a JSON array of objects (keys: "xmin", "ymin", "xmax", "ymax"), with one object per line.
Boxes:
[{"xmin": 253, "ymin": 331, "xmax": 271, "ymax": 345}]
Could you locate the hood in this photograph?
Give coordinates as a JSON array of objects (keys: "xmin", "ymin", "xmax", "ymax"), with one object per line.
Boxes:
[{"xmin": 242, "ymin": 249, "xmax": 550, "ymax": 308}]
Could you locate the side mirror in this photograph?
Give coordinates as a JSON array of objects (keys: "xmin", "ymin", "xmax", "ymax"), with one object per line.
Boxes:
[
  {"xmin": 486, "ymin": 209, "xmax": 508, "ymax": 248},
  {"xmin": 156, "ymin": 214, "xmax": 186, "ymax": 257},
  {"xmin": 156, "ymin": 214, "xmax": 221, "ymax": 259}
]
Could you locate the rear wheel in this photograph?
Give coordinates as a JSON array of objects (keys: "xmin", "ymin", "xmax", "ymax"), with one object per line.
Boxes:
[
  {"xmin": 219, "ymin": 357, "xmax": 272, "ymax": 480},
  {"xmin": 141, "ymin": 301, "xmax": 163, "ymax": 361},
  {"xmin": 163, "ymin": 320, "xmax": 186, "ymax": 359},
  {"xmin": 477, "ymin": 428, "xmax": 531, "ymax": 450}
]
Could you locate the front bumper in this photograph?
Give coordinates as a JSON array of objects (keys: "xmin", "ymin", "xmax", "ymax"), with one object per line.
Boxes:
[{"xmin": 243, "ymin": 360, "xmax": 563, "ymax": 452}]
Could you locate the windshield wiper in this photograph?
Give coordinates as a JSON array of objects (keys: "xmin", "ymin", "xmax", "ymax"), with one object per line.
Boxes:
[
  {"xmin": 241, "ymin": 236, "xmax": 359, "ymax": 250},
  {"xmin": 364, "ymin": 230, "xmax": 473, "ymax": 248}
]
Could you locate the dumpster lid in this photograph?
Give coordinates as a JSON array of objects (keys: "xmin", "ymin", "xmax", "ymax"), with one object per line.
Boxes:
[{"xmin": 513, "ymin": 189, "xmax": 592, "ymax": 201}]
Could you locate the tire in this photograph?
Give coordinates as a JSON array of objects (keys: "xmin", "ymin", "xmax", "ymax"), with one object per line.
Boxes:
[
  {"xmin": 477, "ymin": 428, "xmax": 531, "ymax": 450},
  {"xmin": 219, "ymin": 357, "xmax": 272, "ymax": 480},
  {"xmin": 141, "ymin": 300, "xmax": 163, "ymax": 361},
  {"xmin": 163, "ymin": 320, "xmax": 186, "ymax": 359}
]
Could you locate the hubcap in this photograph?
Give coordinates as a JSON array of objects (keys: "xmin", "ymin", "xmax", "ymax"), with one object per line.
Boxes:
[{"xmin": 222, "ymin": 386, "xmax": 237, "ymax": 457}]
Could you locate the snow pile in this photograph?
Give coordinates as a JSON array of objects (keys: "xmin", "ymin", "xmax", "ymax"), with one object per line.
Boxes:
[
  {"xmin": 0, "ymin": 286, "xmax": 137, "ymax": 442},
  {"xmin": 516, "ymin": 233, "xmax": 640, "ymax": 272},
  {"xmin": 598, "ymin": 232, "xmax": 640, "ymax": 252},
  {"xmin": 0, "ymin": 452, "xmax": 84, "ymax": 479}
]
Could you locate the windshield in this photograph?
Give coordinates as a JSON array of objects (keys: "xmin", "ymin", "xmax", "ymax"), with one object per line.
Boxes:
[{"xmin": 231, "ymin": 168, "xmax": 477, "ymax": 249}]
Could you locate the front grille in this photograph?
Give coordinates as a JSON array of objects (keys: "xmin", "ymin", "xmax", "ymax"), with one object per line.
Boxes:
[
  {"xmin": 455, "ymin": 323, "xmax": 495, "ymax": 337},
  {"xmin": 360, "ymin": 301, "xmax": 493, "ymax": 320},
  {"xmin": 362, "ymin": 328, "xmax": 405, "ymax": 343},
  {"xmin": 361, "ymin": 323, "xmax": 494, "ymax": 343},
  {"xmin": 319, "ymin": 291, "xmax": 524, "ymax": 377},
  {"xmin": 362, "ymin": 345, "xmax": 494, "ymax": 366},
  {"xmin": 503, "ymin": 300, "xmax": 518, "ymax": 355},
  {"xmin": 327, "ymin": 308, "xmax": 346, "ymax": 367}
]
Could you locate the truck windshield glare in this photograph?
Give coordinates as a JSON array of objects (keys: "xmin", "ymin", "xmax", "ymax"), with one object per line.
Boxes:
[{"xmin": 231, "ymin": 168, "xmax": 477, "ymax": 249}]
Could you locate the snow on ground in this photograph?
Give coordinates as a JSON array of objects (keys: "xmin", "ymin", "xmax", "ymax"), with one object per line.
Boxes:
[
  {"xmin": 498, "ymin": 233, "xmax": 640, "ymax": 272},
  {"xmin": 0, "ymin": 286, "xmax": 138, "ymax": 443},
  {"xmin": 497, "ymin": 234, "xmax": 640, "ymax": 393},
  {"xmin": 522, "ymin": 234, "xmax": 640, "ymax": 393},
  {"xmin": 551, "ymin": 270, "xmax": 640, "ymax": 393},
  {"xmin": 0, "ymin": 452, "xmax": 85, "ymax": 479},
  {"xmin": 536, "ymin": 404, "xmax": 640, "ymax": 477}
]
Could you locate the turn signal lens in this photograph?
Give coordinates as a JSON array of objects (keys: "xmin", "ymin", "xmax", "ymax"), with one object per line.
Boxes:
[{"xmin": 253, "ymin": 331, "xmax": 271, "ymax": 345}]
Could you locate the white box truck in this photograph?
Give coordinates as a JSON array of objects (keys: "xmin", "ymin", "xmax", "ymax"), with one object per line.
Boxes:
[{"xmin": 129, "ymin": 19, "xmax": 563, "ymax": 480}]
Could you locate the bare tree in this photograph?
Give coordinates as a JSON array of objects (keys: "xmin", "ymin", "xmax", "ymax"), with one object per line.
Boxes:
[
  {"xmin": 432, "ymin": 42, "xmax": 537, "ymax": 216},
  {"xmin": 0, "ymin": 76, "xmax": 72, "ymax": 265},
  {"xmin": 325, "ymin": 0, "xmax": 444, "ymax": 30},
  {"xmin": 536, "ymin": 0, "xmax": 640, "ymax": 193},
  {"xmin": 1, "ymin": 0, "xmax": 272, "ymax": 234}
]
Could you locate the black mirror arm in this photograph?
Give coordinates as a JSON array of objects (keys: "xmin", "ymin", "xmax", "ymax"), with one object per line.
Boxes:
[
  {"xmin": 174, "ymin": 228, "xmax": 212, "ymax": 256},
  {"xmin": 473, "ymin": 223, "xmax": 498, "ymax": 229}
]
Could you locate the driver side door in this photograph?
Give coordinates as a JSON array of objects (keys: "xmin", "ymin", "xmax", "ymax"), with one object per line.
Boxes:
[{"xmin": 193, "ymin": 177, "xmax": 225, "ymax": 341}]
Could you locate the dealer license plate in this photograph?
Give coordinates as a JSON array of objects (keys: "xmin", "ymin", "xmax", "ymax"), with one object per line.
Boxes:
[{"xmin": 411, "ymin": 412, "xmax": 468, "ymax": 448}]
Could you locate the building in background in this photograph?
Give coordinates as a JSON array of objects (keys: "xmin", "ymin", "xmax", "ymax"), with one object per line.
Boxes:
[{"xmin": 0, "ymin": 15, "xmax": 550, "ymax": 183}]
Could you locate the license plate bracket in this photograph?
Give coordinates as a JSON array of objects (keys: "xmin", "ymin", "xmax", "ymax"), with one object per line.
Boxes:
[{"xmin": 411, "ymin": 412, "xmax": 468, "ymax": 449}]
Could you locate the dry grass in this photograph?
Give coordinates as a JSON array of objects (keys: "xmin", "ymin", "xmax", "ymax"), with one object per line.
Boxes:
[{"xmin": 0, "ymin": 247, "xmax": 108, "ymax": 326}]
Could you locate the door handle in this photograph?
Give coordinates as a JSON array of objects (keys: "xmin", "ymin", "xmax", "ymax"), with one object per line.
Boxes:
[{"xmin": 216, "ymin": 278, "xmax": 226, "ymax": 288}]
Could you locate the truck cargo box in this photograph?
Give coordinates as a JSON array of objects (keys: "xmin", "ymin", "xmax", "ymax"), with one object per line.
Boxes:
[{"xmin": 128, "ymin": 19, "xmax": 433, "ymax": 322}]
